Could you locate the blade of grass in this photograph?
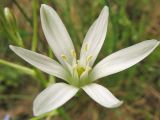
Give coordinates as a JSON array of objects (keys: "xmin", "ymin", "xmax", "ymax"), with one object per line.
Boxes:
[
  {"xmin": 13, "ymin": 0, "xmax": 32, "ymax": 26},
  {"xmin": 0, "ymin": 94, "xmax": 32, "ymax": 100}
]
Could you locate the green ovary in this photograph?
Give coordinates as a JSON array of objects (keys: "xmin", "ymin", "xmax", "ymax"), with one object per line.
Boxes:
[{"xmin": 77, "ymin": 66, "xmax": 85, "ymax": 77}]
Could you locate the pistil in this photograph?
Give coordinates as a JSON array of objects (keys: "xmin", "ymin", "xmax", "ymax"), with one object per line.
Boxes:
[{"xmin": 61, "ymin": 46, "xmax": 93, "ymax": 87}]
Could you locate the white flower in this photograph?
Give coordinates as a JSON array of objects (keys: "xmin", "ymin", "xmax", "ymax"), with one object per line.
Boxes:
[{"xmin": 9, "ymin": 4, "xmax": 159, "ymax": 116}]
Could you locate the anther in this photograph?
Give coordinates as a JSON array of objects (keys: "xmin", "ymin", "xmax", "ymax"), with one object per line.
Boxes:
[
  {"xmin": 84, "ymin": 43, "xmax": 88, "ymax": 52},
  {"xmin": 71, "ymin": 49, "xmax": 76, "ymax": 58},
  {"xmin": 61, "ymin": 54, "xmax": 67, "ymax": 61},
  {"xmin": 87, "ymin": 55, "xmax": 93, "ymax": 62}
]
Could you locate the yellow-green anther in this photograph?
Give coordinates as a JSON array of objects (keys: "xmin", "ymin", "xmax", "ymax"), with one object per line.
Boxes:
[
  {"xmin": 61, "ymin": 54, "xmax": 67, "ymax": 61},
  {"xmin": 87, "ymin": 55, "xmax": 93, "ymax": 62},
  {"xmin": 84, "ymin": 43, "xmax": 88, "ymax": 52},
  {"xmin": 71, "ymin": 49, "xmax": 76, "ymax": 58}
]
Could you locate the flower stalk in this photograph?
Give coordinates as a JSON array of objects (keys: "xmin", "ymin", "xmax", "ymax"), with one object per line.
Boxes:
[
  {"xmin": 32, "ymin": 0, "xmax": 39, "ymax": 51},
  {"xmin": 0, "ymin": 7, "xmax": 24, "ymax": 47},
  {"xmin": 0, "ymin": 59, "xmax": 35, "ymax": 76}
]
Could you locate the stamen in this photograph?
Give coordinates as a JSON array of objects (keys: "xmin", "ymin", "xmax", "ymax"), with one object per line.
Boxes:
[
  {"xmin": 84, "ymin": 43, "xmax": 88, "ymax": 52},
  {"xmin": 71, "ymin": 49, "xmax": 76, "ymax": 58},
  {"xmin": 73, "ymin": 64, "xmax": 78, "ymax": 69},
  {"xmin": 61, "ymin": 54, "xmax": 67, "ymax": 61},
  {"xmin": 86, "ymin": 66, "xmax": 92, "ymax": 71},
  {"xmin": 87, "ymin": 55, "xmax": 93, "ymax": 62}
]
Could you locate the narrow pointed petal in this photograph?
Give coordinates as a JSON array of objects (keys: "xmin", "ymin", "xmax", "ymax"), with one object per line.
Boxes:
[
  {"xmin": 10, "ymin": 45, "xmax": 68, "ymax": 81},
  {"xmin": 40, "ymin": 4, "xmax": 75, "ymax": 66},
  {"xmin": 91, "ymin": 40, "xmax": 160, "ymax": 81},
  {"xmin": 33, "ymin": 83, "xmax": 78, "ymax": 116},
  {"xmin": 82, "ymin": 83, "xmax": 123, "ymax": 108},
  {"xmin": 80, "ymin": 6, "xmax": 109, "ymax": 67}
]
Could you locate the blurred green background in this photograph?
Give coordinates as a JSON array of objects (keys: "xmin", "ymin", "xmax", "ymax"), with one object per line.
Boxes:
[{"xmin": 0, "ymin": 0, "xmax": 160, "ymax": 120}]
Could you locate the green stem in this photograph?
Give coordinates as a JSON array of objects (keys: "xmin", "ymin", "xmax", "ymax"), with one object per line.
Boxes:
[
  {"xmin": 105, "ymin": 0, "xmax": 118, "ymax": 51},
  {"xmin": 0, "ymin": 59, "xmax": 35, "ymax": 76},
  {"xmin": 34, "ymin": 69, "xmax": 48, "ymax": 88},
  {"xmin": 13, "ymin": 0, "xmax": 32, "ymax": 26},
  {"xmin": 32, "ymin": 0, "xmax": 39, "ymax": 51},
  {"xmin": 48, "ymin": 48, "xmax": 55, "ymax": 85}
]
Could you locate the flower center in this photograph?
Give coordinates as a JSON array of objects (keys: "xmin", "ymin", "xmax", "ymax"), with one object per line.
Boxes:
[{"xmin": 61, "ymin": 43, "xmax": 92, "ymax": 87}]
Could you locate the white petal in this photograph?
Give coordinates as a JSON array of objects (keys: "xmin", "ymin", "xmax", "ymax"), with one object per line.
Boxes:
[
  {"xmin": 33, "ymin": 83, "xmax": 78, "ymax": 116},
  {"xmin": 91, "ymin": 40, "xmax": 160, "ymax": 81},
  {"xmin": 40, "ymin": 4, "xmax": 75, "ymax": 66},
  {"xmin": 80, "ymin": 6, "xmax": 109, "ymax": 67},
  {"xmin": 10, "ymin": 45, "xmax": 68, "ymax": 81},
  {"xmin": 82, "ymin": 83, "xmax": 123, "ymax": 108}
]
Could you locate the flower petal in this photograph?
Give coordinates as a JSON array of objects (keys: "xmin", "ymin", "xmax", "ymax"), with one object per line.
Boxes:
[
  {"xmin": 80, "ymin": 6, "xmax": 109, "ymax": 67},
  {"xmin": 91, "ymin": 40, "xmax": 160, "ymax": 81},
  {"xmin": 10, "ymin": 45, "xmax": 68, "ymax": 81},
  {"xmin": 82, "ymin": 83, "xmax": 123, "ymax": 108},
  {"xmin": 33, "ymin": 83, "xmax": 79, "ymax": 116},
  {"xmin": 40, "ymin": 4, "xmax": 75, "ymax": 66}
]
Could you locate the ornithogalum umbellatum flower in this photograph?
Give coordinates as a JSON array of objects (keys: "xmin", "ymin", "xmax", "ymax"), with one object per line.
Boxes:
[{"xmin": 10, "ymin": 4, "xmax": 159, "ymax": 116}]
